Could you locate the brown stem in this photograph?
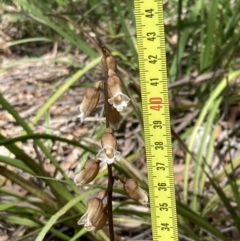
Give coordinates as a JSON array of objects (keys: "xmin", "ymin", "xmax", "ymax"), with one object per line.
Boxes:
[
  {"xmin": 102, "ymin": 45, "xmax": 115, "ymax": 241},
  {"xmin": 104, "ymin": 82, "xmax": 110, "ymax": 128},
  {"xmin": 114, "ymin": 174, "xmax": 127, "ymax": 184},
  {"xmin": 107, "ymin": 164, "xmax": 115, "ymax": 241}
]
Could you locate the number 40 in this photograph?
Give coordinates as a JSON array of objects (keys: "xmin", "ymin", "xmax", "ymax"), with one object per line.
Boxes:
[{"xmin": 149, "ymin": 97, "xmax": 162, "ymax": 111}]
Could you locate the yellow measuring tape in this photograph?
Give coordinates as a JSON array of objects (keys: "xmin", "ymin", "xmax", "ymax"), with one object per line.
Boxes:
[{"xmin": 134, "ymin": 1, "xmax": 178, "ymax": 240}]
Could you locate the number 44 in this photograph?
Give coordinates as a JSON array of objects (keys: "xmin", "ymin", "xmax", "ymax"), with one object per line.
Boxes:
[{"xmin": 145, "ymin": 9, "xmax": 154, "ymax": 18}]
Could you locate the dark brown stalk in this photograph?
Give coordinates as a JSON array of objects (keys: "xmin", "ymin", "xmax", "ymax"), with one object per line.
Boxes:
[
  {"xmin": 102, "ymin": 42, "xmax": 115, "ymax": 241},
  {"xmin": 107, "ymin": 164, "xmax": 114, "ymax": 241}
]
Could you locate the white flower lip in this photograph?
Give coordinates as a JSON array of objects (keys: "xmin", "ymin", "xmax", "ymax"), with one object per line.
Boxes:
[
  {"xmin": 96, "ymin": 145, "xmax": 121, "ymax": 164},
  {"xmin": 77, "ymin": 105, "xmax": 85, "ymax": 123},
  {"xmin": 108, "ymin": 93, "xmax": 130, "ymax": 112},
  {"xmin": 74, "ymin": 172, "xmax": 85, "ymax": 186},
  {"xmin": 77, "ymin": 211, "xmax": 89, "ymax": 226},
  {"xmin": 138, "ymin": 188, "xmax": 149, "ymax": 205},
  {"xmin": 78, "ymin": 212, "xmax": 98, "ymax": 234}
]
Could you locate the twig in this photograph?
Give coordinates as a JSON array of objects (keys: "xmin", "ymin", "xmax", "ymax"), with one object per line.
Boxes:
[
  {"xmin": 174, "ymin": 109, "xmax": 200, "ymax": 133},
  {"xmin": 168, "ymin": 68, "xmax": 226, "ymax": 89}
]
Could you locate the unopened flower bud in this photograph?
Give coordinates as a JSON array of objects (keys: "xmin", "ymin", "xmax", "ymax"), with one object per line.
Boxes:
[
  {"xmin": 96, "ymin": 127, "xmax": 121, "ymax": 164},
  {"xmin": 101, "ymin": 54, "xmax": 116, "ymax": 73},
  {"xmin": 123, "ymin": 179, "xmax": 148, "ymax": 205},
  {"xmin": 74, "ymin": 159, "xmax": 100, "ymax": 186},
  {"xmin": 78, "ymin": 81, "xmax": 101, "ymax": 122},
  {"xmin": 77, "ymin": 195, "xmax": 107, "ymax": 234},
  {"xmin": 107, "ymin": 70, "xmax": 130, "ymax": 112}
]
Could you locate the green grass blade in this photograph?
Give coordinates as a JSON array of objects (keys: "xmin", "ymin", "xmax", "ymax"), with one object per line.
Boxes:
[
  {"xmin": 200, "ymin": 0, "xmax": 219, "ymax": 70},
  {"xmin": 114, "ymin": 0, "xmax": 137, "ymax": 62},
  {"xmin": 205, "ymin": 171, "xmax": 240, "ymax": 233},
  {"xmin": 15, "ymin": 0, "xmax": 98, "ymax": 57},
  {"xmin": 203, "ymin": 179, "xmax": 240, "ymax": 216},
  {"xmin": 190, "ymin": 97, "xmax": 222, "ymax": 212},
  {"xmin": 177, "ymin": 201, "xmax": 229, "ymax": 241},
  {"xmin": 68, "ymin": 229, "xmax": 87, "ymax": 241},
  {"xmin": 0, "ymin": 134, "xmax": 96, "ymax": 154},
  {"xmin": 6, "ymin": 37, "xmax": 52, "ymax": 46},
  {"xmin": 0, "ymin": 94, "xmax": 85, "ymax": 212},
  {"xmin": 0, "ymin": 202, "xmax": 19, "ymax": 211},
  {"xmin": 183, "ymin": 70, "xmax": 240, "ymax": 203},
  {"xmin": 0, "ymin": 155, "xmax": 35, "ymax": 175},
  {"xmin": 178, "ymin": 223, "xmax": 202, "ymax": 241}
]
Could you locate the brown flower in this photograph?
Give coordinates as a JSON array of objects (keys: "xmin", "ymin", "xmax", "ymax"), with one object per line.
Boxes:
[
  {"xmin": 78, "ymin": 81, "xmax": 101, "ymax": 122},
  {"xmin": 96, "ymin": 127, "xmax": 121, "ymax": 164},
  {"xmin": 77, "ymin": 194, "xmax": 107, "ymax": 234},
  {"xmin": 74, "ymin": 159, "xmax": 100, "ymax": 186},
  {"xmin": 123, "ymin": 179, "xmax": 148, "ymax": 205},
  {"xmin": 107, "ymin": 69, "xmax": 130, "ymax": 112},
  {"xmin": 101, "ymin": 50, "xmax": 116, "ymax": 73},
  {"xmin": 109, "ymin": 104, "xmax": 124, "ymax": 130}
]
